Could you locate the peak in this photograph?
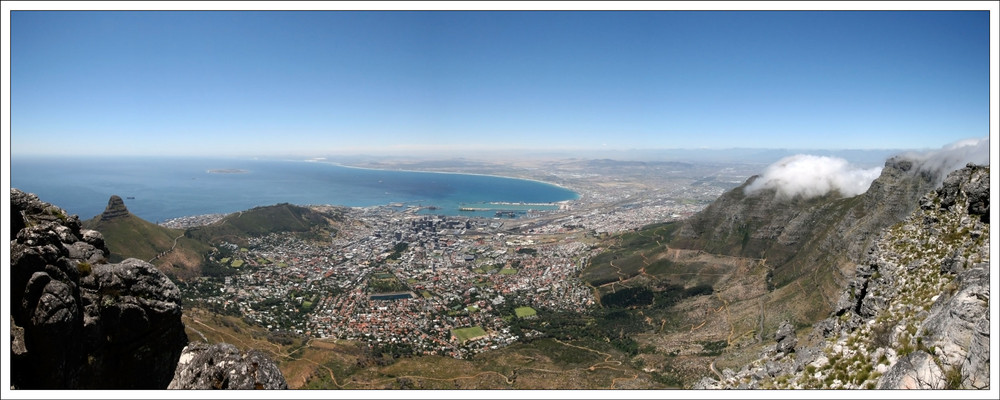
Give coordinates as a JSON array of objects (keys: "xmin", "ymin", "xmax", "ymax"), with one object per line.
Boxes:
[{"xmin": 100, "ymin": 195, "xmax": 130, "ymax": 221}]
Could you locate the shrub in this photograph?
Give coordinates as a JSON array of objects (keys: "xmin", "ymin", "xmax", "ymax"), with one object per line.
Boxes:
[
  {"xmin": 871, "ymin": 320, "xmax": 894, "ymax": 348},
  {"xmin": 945, "ymin": 365, "xmax": 963, "ymax": 389},
  {"xmin": 77, "ymin": 261, "xmax": 92, "ymax": 277}
]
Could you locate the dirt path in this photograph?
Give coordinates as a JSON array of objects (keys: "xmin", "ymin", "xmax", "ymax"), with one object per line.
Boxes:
[
  {"xmin": 709, "ymin": 360, "xmax": 724, "ymax": 380},
  {"xmin": 183, "ymin": 314, "xmax": 347, "ymax": 388},
  {"xmin": 149, "ymin": 233, "xmax": 185, "ymax": 263}
]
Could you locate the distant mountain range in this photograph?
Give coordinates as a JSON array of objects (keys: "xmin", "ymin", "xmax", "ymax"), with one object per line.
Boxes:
[{"xmin": 323, "ymin": 148, "xmax": 905, "ymax": 167}]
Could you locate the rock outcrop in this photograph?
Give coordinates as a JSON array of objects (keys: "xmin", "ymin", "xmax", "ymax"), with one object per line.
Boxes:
[
  {"xmin": 99, "ymin": 195, "xmax": 130, "ymax": 221},
  {"xmin": 11, "ymin": 189, "xmax": 187, "ymax": 388},
  {"xmin": 696, "ymin": 164, "xmax": 989, "ymax": 390},
  {"xmin": 774, "ymin": 320, "xmax": 797, "ymax": 356},
  {"xmin": 169, "ymin": 343, "xmax": 288, "ymax": 389},
  {"xmin": 10, "ymin": 189, "xmax": 287, "ymax": 390}
]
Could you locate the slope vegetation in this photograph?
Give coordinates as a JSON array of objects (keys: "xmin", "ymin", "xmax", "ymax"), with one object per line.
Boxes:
[
  {"xmin": 84, "ymin": 197, "xmax": 212, "ymax": 280},
  {"xmin": 186, "ymin": 203, "xmax": 343, "ymax": 247},
  {"xmin": 578, "ymin": 157, "xmax": 946, "ymax": 385}
]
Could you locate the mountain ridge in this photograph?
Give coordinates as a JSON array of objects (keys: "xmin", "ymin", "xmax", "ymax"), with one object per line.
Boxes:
[{"xmin": 695, "ymin": 164, "xmax": 990, "ymax": 389}]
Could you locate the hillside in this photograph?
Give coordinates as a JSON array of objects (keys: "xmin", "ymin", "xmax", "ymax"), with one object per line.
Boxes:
[
  {"xmin": 83, "ymin": 195, "xmax": 213, "ymax": 281},
  {"xmin": 181, "ymin": 307, "xmax": 662, "ymax": 389},
  {"xmin": 578, "ymin": 156, "xmax": 984, "ymax": 386},
  {"xmin": 185, "ymin": 203, "xmax": 344, "ymax": 247},
  {"xmin": 697, "ymin": 164, "xmax": 990, "ymax": 389}
]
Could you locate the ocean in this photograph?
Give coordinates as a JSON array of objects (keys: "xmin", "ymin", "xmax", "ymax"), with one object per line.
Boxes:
[{"xmin": 10, "ymin": 156, "xmax": 579, "ymax": 223}]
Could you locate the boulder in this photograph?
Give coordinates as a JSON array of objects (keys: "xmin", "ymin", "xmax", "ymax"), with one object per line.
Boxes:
[
  {"xmin": 774, "ymin": 320, "xmax": 797, "ymax": 355},
  {"xmin": 169, "ymin": 343, "xmax": 288, "ymax": 389},
  {"xmin": 10, "ymin": 189, "xmax": 186, "ymax": 389}
]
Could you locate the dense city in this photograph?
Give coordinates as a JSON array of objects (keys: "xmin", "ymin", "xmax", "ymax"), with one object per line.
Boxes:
[{"xmin": 176, "ymin": 161, "xmax": 749, "ymax": 359}]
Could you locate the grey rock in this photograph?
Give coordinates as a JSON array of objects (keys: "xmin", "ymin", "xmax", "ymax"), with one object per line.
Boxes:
[
  {"xmin": 77, "ymin": 258, "xmax": 190, "ymax": 389},
  {"xmin": 962, "ymin": 315, "xmax": 990, "ymax": 389},
  {"xmin": 99, "ymin": 195, "xmax": 130, "ymax": 221},
  {"xmin": 693, "ymin": 377, "xmax": 721, "ymax": 389},
  {"xmin": 64, "ymin": 241, "xmax": 105, "ymax": 264},
  {"xmin": 774, "ymin": 320, "xmax": 797, "ymax": 355},
  {"xmin": 169, "ymin": 342, "xmax": 288, "ymax": 389},
  {"xmin": 80, "ymin": 229, "xmax": 106, "ymax": 255},
  {"xmin": 703, "ymin": 164, "xmax": 990, "ymax": 390},
  {"xmin": 9, "ymin": 189, "xmax": 186, "ymax": 389},
  {"xmin": 878, "ymin": 351, "xmax": 945, "ymax": 389}
]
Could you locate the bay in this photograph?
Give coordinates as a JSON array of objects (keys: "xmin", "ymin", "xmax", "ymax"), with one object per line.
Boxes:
[{"xmin": 10, "ymin": 156, "xmax": 579, "ymax": 223}]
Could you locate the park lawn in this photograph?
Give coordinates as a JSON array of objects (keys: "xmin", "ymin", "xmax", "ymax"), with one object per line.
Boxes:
[
  {"xmin": 514, "ymin": 306, "xmax": 537, "ymax": 318},
  {"xmin": 451, "ymin": 326, "xmax": 487, "ymax": 343}
]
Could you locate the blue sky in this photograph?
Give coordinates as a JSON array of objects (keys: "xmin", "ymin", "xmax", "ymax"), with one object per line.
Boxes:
[{"xmin": 8, "ymin": 10, "xmax": 993, "ymax": 156}]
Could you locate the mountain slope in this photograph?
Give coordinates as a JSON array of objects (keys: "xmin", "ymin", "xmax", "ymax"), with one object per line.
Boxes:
[
  {"xmin": 696, "ymin": 164, "xmax": 990, "ymax": 389},
  {"xmin": 184, "ymin": 203, "xmax": 344, "ymax": 247},
  {"xmin": 578, "ymin": 155, "xmax": 977, "ymax": 387},
  {"xmin": 585, "ymin": 157, "xmax": 940, "ymax": 322},
  {"xmin": 671, "ymin": 157, "xmax": 938, "ymax": 304},
  {"xmin": 83, "ymin": 195, "xmax": 212, "ymax": 280}
]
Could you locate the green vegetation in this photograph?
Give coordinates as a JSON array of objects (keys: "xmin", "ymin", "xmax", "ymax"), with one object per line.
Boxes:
[
  {"xmin": 516, "ymin": 247, "xmax": 537, "ymax": 256},
  {"xmin": 84, "ymin": 213, "xmax": 212, "ymax": 279},
  {"xmin": 601, "ymin": 287, "xmax": 654, "ymax": 308},
  {"xmin": 76, "ymin": 261, "xmax": 92, "ymax": 277},
  {"xmin": 514, "ymin": 306, "xmax": 537, "ymax": 318},
  {"xmin": 367, "ymin": 272, "xmax": 410, "ymax": 294},
  {"xmin": 452, "ymin": 326, "xmax": 487, "ymax": 343},
  {"xmin": 600, "ymin": 284, "xmax": 713, "ymax": 309},
  {"xmin": 231, "ymin": 259, "xmax": 245, "ymax": 268},
  {"xmin": 387, "ymin": 242, "xmax": 409, "ymax": 260},
  {"xmin": 499, "ymin": 268, "xmax": 517, "ymax": 275},
  {"xmin": 699, "ymin": 340, "xmax": 728, "ymax": 356},
  {"xmin": 945, "ymin": 365, "xmax": 964, "ymax": 389},
  {"xmin": 186, "ymin": 203, "xmax": 341, "ymax": 246},
  {"xmin": 581, "ymin": 222, "xmax": 679, "ymax": 285}
]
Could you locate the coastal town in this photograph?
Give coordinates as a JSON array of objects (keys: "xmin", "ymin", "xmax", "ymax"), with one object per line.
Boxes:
[{"xmin": 176, "ymin": 160, "xmax": 751, "ymax": 358}]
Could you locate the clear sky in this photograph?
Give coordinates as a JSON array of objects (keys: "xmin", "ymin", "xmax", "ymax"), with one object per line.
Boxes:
[{"xmin": 7, "ymin": 8, "xmax": 994, "ymax": 157}]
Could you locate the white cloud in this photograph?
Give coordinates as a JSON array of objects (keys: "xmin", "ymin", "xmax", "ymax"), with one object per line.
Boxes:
[
  {"xmin": 902, "ymin": 137, "xmax": 990, "ymax": 182},
  {"xmin": 743, "ymin": 137, "xmax": 990, "ymax": 200},
  {"xmin": 744, "ymin": 154, "xmax": 883, "ymax": 199}
]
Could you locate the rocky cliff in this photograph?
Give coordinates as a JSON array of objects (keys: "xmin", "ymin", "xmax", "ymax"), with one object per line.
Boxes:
[
  {"xmin": 695, "ymin": 164, "xmax": 990, "ymax": 389},
  {"xmin": 672, "ymin": 156, "xmax": 939, "ymax": 317},
  {"xmin": 10, "ymin": 189, "xmax": 287, "ymax": 390}
]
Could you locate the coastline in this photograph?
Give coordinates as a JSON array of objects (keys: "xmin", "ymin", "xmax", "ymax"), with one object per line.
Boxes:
[
  {"xmin": 13, "ymin": 156, "xmax": 582, "ymax": 223},
  {"xmin": 302, "ymin": 158, "xmax": 582, "ymax": 200}
]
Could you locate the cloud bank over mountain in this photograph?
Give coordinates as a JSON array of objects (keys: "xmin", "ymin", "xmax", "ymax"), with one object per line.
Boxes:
[
  {"xmin": 903, "ymin": 137, "xmax": 990, "ymax": 183},
  {"xmin": 744, "ymin": 137, "xmax": 989, "ymax": 200},
  {"xmin": 744, "ymin": 155, "xmax": 883, "ymax": 199}
]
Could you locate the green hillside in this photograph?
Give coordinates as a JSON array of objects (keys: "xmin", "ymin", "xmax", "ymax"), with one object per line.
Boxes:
[
  {"xmin": 185, "ymin": 203, "xmax": 344, "ymax": 246},
  {"xmin": 84, "ymin": 214, "xmax": 213, "ymax": 280}
]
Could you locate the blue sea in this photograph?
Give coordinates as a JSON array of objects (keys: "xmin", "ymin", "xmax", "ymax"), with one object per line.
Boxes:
[{"xmin": 10, "ymin": 156, "xmax": 579, "ymax": 223}]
